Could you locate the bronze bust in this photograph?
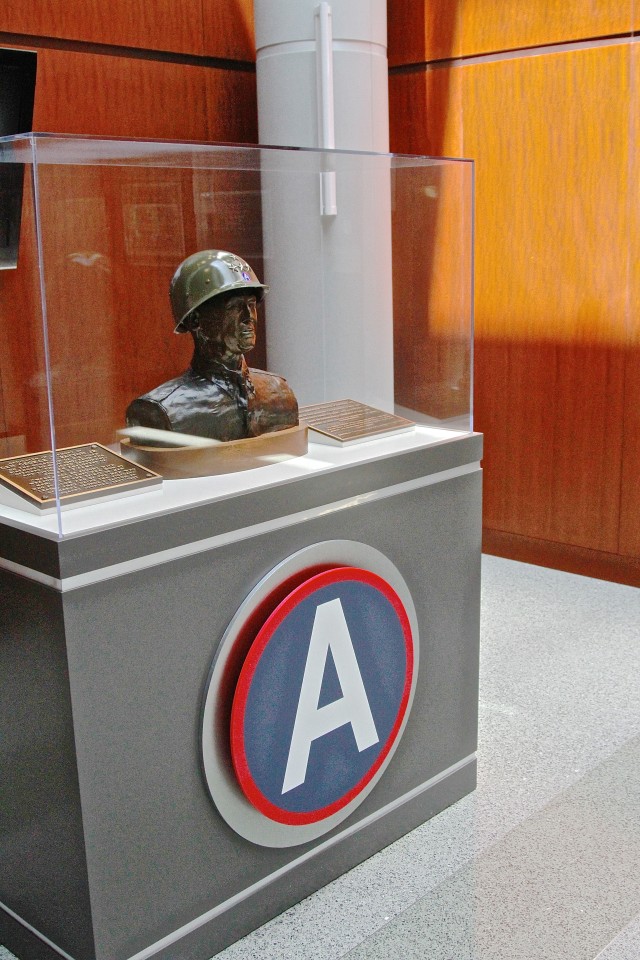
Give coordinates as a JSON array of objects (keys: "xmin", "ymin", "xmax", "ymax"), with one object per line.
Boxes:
[{"xmin": 126, "ymin": 250, "xmax": 298, "ymax": 443}]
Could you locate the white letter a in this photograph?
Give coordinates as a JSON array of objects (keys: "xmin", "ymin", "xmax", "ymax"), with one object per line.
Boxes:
[{"xmin": 282, "ymin": 598, "xmax": 379, "ymax": 794}]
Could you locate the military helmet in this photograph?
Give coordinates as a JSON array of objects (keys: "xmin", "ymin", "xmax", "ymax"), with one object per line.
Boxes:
[{"xmin": 170, "ymin": 250, "xmax": 268, "ymax": 333}]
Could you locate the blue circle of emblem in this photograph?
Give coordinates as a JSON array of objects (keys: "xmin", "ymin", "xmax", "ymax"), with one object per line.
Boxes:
[{"xmin": 231, "ymin": 566, "xmax": 414, "ymax": 825}]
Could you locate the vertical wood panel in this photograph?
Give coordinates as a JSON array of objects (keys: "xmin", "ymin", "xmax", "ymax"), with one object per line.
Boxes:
[
  {"xmin": 391, "ymin": 72, "xmax": 471, "ymax": 421},
  {"xmin": 467, "ymin": 47, "xmax": 630, "ymax": 551},
  {"xmin": 475, "ymin": 341, "xmax": 627, "ymax": 549},
  {"xmin": 473, "ymin": 341, "xmax": 557, "ymax": 538},
  {"xmin": 460, "ymin": 1, "xmax": 636, "ymax": 60},
  {"xmin": 392, "ymin": 44, "xmax": 633, "ymax": 557},
  {"xmin": 619, "ymin": 350, "xmax": 640, "ymax": 555},
  {"xmin": 36, "ymin": 166, "xmax": 198, "ymax": 446},
  {"xmin": 618, "ymin": 43, "xmax": 640, "ymax": 556},
  {"xmin": 33, "ymin": 50, "xmax": 206, "ymax": 139},
  {"xmin": 27, "ymin": 49, "xmax": 256, "ymax": 143},
  {"xmin": 38, "ymin": 170, "xmax": 122, "ymax": 445},
  {"xmin": 205, "ymin": 68, "xmax": 258, "ymax": 143},
  {"xmin": 463, "ymin": 49, "xmax": 631, "ymax": 347},
  {"xmin": 202, "ymin": 0, "xmax": 256, "ymax": 62},
  {"xmin": 389, "ymin": 0, "xmax": 638, "ymax": 67},
  {"xmin": 392, "ymin": 159, "xmax": 472, "ymax": 419},
  {"xmin": 388, "ymin": 2, "xmax": 451, "ymax": 68},
  {"xmin": 0, "ymin": 0, "xmax": 204, "ymax": 56},
  {"xmin": 389, "ymin": 72, "xmax": 428, "ymax": 154},
  {"xmin": 390, "ymin": 67, "xmax": 464, "ymax": 157},
  {"xmin": 461, "ymin": 47, "xmax": 630, "ymax": 551}
]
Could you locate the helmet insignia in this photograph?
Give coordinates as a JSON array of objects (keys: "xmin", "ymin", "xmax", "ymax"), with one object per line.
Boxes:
[{"xmin": 225, "ymin": 254, "xmax": 247, "ymax": 274}]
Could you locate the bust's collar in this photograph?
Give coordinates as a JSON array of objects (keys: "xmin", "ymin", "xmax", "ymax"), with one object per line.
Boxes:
[{"xmin": 191, "ymin": 354, "xmax": 248, "ymax": 381}]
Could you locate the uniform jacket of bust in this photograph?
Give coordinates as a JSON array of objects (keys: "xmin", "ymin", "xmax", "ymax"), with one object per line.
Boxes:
[{"xmin": 126, "ymin": 355, "xmax": 298, "ymax": 442}]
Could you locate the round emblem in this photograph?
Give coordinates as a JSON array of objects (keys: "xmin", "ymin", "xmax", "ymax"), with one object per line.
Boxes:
[
  {"xmin": 201, "ymin": 541, "xmax": 419, "ymax": 848},
  {"xmin": 231, "ymin": 567, "xmax": 413, "ymax": 826}
]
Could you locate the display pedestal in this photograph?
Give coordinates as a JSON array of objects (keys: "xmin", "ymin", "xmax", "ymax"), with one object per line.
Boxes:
[{"xmin": 0, "ymin": 432, "xmax": 482, "ymax": 960}]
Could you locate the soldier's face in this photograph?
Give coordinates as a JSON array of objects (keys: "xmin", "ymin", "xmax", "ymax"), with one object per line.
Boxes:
[{"xmin": 200, "ymin": 292, "xmax": 258, "ymax": 357}]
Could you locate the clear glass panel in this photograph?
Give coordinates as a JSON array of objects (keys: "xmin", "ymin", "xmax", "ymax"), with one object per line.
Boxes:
[
  {"xmin": 0, "ymin": 138, "xmax": 58, "ymax": 521},
  {"xmin": 0, "ymin": 135, "xmax": 473, "ymax": 538}
]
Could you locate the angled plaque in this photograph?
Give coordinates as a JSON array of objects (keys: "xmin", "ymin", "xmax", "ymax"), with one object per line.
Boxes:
[
  {"xmin": 0, "ymin": 443, "xmax": 161, "ymax": 511},
  {"xmin": 299, "ymin": 399, "xmax": 415, "ymax": 446}
]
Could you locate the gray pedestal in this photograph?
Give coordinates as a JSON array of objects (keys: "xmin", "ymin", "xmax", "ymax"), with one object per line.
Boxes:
[{"xmin": 0, "ymin": 433, "xmax": 482, "ymax": 960}]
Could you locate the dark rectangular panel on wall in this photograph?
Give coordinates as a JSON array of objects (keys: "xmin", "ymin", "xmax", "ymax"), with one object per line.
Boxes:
[
  {"xmin": 388, "ymin": 0, "xmax": 639, "ymax": 66},
  {"xmin": 0, "ymin": 0, "xmax": 205, "ymax": 56},
  {"xmin": 0, "ymin": 47, "xmax": 36, "ymax": 270},
  {"xmin": 0, "ymin": 47, "xmax": 36, "ymax": 134}
]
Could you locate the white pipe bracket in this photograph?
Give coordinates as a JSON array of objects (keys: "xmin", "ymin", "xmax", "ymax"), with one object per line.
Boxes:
[{"xmin": 315, "ymin": 2, "xmax": 338, "ymax": 216}]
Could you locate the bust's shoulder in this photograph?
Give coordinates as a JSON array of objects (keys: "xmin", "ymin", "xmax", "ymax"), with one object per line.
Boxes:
[
  {"xmin": 248, "ymin": 368, "xmax": 298, "ymax": 428},
  {"xmin": 126, "ymin": 370, "xmax": 222, "ymax": 430},
  {"xmin": 126, "ymin": 368, "xmax": 237, "ymax": 437},
  {"xmin": 249, "ymin": 367, "xmax": 291, "ymax": 388},
  {"xmin": 134, "ymin": 370, "xmax": 199, "ymax": 405}
]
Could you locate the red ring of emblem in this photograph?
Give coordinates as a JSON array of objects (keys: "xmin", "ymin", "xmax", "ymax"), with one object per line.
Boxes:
[{"xmin": 230, "ymin": 566, "xmax": 414, "ymax": 825}]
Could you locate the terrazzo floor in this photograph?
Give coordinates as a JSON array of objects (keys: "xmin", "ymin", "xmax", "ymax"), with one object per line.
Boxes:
[{"xmin": 2, "ymin": 555, "xmax": 639, "ymax": 960}]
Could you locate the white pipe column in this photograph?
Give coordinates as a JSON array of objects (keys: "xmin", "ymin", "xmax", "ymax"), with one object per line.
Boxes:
[{"xmin": 255, "ymin": 0, "xmax": 394, "ymax": 410}]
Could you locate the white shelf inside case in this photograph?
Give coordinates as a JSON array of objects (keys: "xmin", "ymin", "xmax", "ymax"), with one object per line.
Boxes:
[{"xmin": 0, "ymin": 425, "xmax": 471, "ymax": 540}]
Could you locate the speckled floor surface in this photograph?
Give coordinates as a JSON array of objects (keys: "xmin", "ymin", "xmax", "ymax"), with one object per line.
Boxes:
[{"xmin": 2, "ymin": 555, "xmax": 639, "ymax": 960}]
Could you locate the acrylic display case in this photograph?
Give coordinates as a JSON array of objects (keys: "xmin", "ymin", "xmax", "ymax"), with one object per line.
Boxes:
[
  {"xmin": 0, "ymin": 136, "xmax": 480, "ymax": 960},
  {"xmin": 0, "ymin": 134, "xmax": 473, "ymax": 536}
]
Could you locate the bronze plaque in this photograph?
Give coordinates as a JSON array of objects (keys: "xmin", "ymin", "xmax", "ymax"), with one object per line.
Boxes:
[
  {"xmin": 0, "ymin": 443, "xmax": 161, "ymax": 508},
  {"xmin": 299, "ymin": 399, "xmax": 415, "ymax": 445}
]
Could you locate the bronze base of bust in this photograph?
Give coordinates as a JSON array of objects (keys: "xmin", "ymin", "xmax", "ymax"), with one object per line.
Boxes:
[{"xmin": 120, "ymin": 424, "xmax": 307, "ymax": 479}]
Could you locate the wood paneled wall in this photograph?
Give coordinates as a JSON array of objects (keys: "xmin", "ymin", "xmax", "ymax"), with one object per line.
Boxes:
[
  {"xmin": 1, "ymin": 0, "xmax": 255, "ymax": 59},
  {"xmin": 0, "ymin": 3, "xmax": 257, "ymax": 147},
  {"xmin": 0, "ymin": 2, "xmax": 261, "ymax": 457},
  {"xmin": 29, "ymin": 50, "xmax": 257, "ymax": 142},
  {"xmin": 389, "ymin": 2, "xmax": 640, "ymax": 585},
  {"xmin": 389, "ymin": 2, "xmax": 640, "ymax": 66}
]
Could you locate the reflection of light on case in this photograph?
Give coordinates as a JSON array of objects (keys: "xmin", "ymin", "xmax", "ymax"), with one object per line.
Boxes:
[
  {"xmin": 120, "ymin": 181, "xmax": 186, "ymax": 265},
  {"xmin": 118, "ymin": 426, "xmax": 222, "ymax": 448},
  {"xmin": 193, "ymin": 185, "xmax": 264, "ymax": 260},
  {"xmin": 118, "ymin": 424, "xmax": 308, "ymax": 478}
]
